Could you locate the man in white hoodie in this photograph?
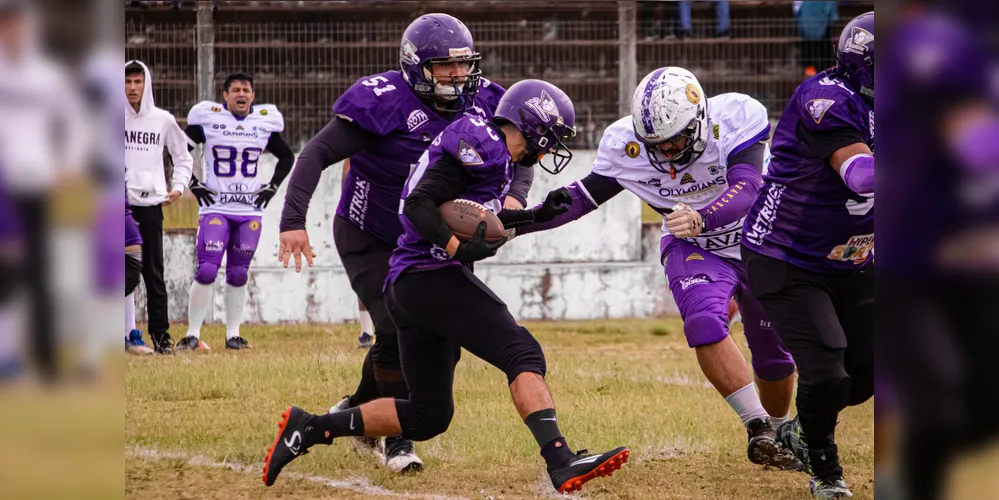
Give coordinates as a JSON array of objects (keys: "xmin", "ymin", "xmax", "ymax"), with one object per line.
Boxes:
[{"xmin": 125, "ymin": 60, "xmax": 193, "ymax": 354}]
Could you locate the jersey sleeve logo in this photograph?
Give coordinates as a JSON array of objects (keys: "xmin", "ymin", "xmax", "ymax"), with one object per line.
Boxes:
[
  {"xmin": 259, "ymin": 109, "xmax": 269, "ymax": 116},
  {"xmin": 458, "ymin": 139, "xmax": 484, "ymax": 165},
  {"xmin": 625, "ymin": 141, "xmax": 641, "ymax": 158},
  {"xmin": 680, "ymin": 173, "xmax": 696, "ymax": 185},
  {"xmin": 211, "ymin": 106, "xmax": 222, "ymax": 113},
  {"xmin": 712, "ymin": 124, "xmax": 720, "ymax": 140},
  {"xmin": 406, "ymin": 109, "xmax": 430, "ymax": 132},
  {"xmin": 806, "ymin": 98, "xmax": 836, "ymax": 124}
]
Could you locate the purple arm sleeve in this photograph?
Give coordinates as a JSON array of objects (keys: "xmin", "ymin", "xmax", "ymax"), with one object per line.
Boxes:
[
  {"xmin": 516, "ymin": 172, "xmax": 624, "ymax": 235},
  {"xmin": 840, "ymin": 154, "xmax": 875, "ymax": 195},
  {"xmin": 279, "ymin": 117, "xmax": 376, "ymax": 232},
  {"xmin": 697, "ymin": 163, "xmax": 763, "ymax": 231}
]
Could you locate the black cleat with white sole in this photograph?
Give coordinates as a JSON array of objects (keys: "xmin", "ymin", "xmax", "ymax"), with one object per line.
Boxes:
[
  {"xmin": 384, "ymin": 436, "xmax": 423, "ymax": 473},
  {"xmin": 263, "ymin": 406, "xmax": 320, "ymax": 486},
  {"xmin": 747, "ymin": 417, "xmax": 797, "ymax": 468},
  {"xmin": 548, "ymin": 446, "xmax": 629, "ymax": 494}
]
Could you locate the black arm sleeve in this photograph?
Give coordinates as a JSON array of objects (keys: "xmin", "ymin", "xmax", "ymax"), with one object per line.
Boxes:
[
  {"xmin": 726, "ymin": 142, "xmax": 767, "ymax": 172},
  {"xmin": 402, "ymin": 154, "xmax": 472, "ymax": 249},
  {"xmin": 265, "ymin": 132, "xmax": 295, "ymax": 187},
  {"xmin": 185, "ymin": 125, "xmax": 206, "ymax": 152},
  {"xmin": 579, "ymin": 172, "xmax": 626, "ymax": 205},
  {"xmin": 279, "ymin": 117, "xmax": 378, "ymax": 231},
  {"xmin": 506, "ymin": 165, "xmax": 535, "ymax": 207},
  {"xmin": 796, "ymin": 122, "xmax": 866, "ymax": 162}
]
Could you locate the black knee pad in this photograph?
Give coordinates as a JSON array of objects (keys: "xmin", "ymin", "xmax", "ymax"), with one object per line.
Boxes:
[
  {"xmin": 125, "ymin": 251, "xmax": 143, "ymax": 296},
  {"xmin": 395, "ymin": 398, "xmax": 454, "ymax": 442},
  {"xmin": 502, "ymin": 326, "xmax": 548, "ymax": 385},
  {"xmin": 370, "ymin": 335, "xmax": 401, "ymax": 370},
  {"xmin": 799, "ymin": 364, "xmax": 851, "ymax": 415}
]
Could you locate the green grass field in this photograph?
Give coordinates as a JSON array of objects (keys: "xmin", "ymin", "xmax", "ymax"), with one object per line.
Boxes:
[{"xmin": 125, "ymin": 319, "xmax": 874, "ymax": 499}]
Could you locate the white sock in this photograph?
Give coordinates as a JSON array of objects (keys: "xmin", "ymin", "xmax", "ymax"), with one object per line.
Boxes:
[
  {"xmin": 224, "ymin": 285, "xmax": 246, "ymax": 340},
  {"xmin": 186, "ymin": 282, "xmax": 214, "ymax": 339},
  {"xmin": 359, "ymin": 308, "xmax": 373, "ymax": 335},
  {"xmin": 770, "ymin": 413, "xmax": 791, "ymax": 427},
  {"xmin": 125, "ymin": 293, "xmax": 136, "ymax": 339},
  {"xmin": 724, "ymin": 383, "xmax": 770, "ymax": 427}
]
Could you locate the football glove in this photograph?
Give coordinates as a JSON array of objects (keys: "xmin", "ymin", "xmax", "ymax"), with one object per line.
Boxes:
[
  {"xmin": 531, "ymin": 187, "xmax": 573, "ymax": 224},
  {"xmin": 665, "ymin": 202, "xmax": 704, "ymax": 238},
  {"xmin": 253, "ymin": 183, "xmax": 279, "ymax": 209},
  {"xmin": 189, "ymin": 177, "xmax": 218, "ymax": 207},
  {"xmin": 452, "ymin": 221, "xmax": 507, "ymax": 263}
]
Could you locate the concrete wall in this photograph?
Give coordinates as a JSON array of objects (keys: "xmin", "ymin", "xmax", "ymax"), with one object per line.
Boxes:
[{"xmin": 134, "ymin": 151, "xmax": 677, "ymax": 324}]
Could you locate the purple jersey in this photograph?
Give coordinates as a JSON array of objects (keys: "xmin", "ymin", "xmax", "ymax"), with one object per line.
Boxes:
[
  {"xmin": 333, "ymin": 70, "xmax": 505, "ymax": 245},
  {"xmin": 387, "ymin": 116, "xmax": 513, "ymax": 282},
  {"xmin": 742, "ymin": 69, "xmax": 874, "ymax": 272}
]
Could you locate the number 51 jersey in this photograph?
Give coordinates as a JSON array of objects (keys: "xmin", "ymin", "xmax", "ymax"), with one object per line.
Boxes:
[{"xmin": 187, "ymin": 101, "xmax": 285, "ymax": 215}]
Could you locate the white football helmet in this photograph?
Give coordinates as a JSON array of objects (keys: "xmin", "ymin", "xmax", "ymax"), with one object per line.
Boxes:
[{"xmin": 631, "ymin": 67, "xmax": 709, "ymax": 173}]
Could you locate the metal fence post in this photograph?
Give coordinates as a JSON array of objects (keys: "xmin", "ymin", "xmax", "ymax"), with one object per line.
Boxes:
[
  {"xmin": 618, "ymin": 0, "xmax": 637, "ymax": 118},
  {"xmin": 195, "ymin": 0, "xmax": 214, "ymax": 178}
]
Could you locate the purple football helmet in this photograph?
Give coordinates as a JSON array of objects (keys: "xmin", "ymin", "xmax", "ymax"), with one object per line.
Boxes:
[
  {"xmin": 836, "ymin": 11, "xmax": 874, "ymax": 101},
  {"xmin": 399, "ymin": 13, "xmax": 482, "ymax": 112},
  {"xmin": 494, "ymin": 79, "xmax": 576, "ymax": 175}
]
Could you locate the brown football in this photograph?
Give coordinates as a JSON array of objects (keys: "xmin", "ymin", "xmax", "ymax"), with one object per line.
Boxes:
[{"xmin": 440, "ymin": 199, "xmax": 506, "ymax": 242}]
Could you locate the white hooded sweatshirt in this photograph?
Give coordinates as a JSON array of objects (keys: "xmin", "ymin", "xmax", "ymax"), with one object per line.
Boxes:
[{"xmin": 125, "ymin": 60, "xmax": 192, "ymax": 206}]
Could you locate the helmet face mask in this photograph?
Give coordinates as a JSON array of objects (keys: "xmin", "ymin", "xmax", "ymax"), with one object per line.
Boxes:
[
  {"xmin": 631, "ymin": 67, "xmax": 709, "ymax": 174},
  {"xmin": 643, "ymin": 117, "xmax": 705, "ymax": 174},
  {"xmin": 495, "ymin": 80, "xmax": 577, "ymax": 175}
]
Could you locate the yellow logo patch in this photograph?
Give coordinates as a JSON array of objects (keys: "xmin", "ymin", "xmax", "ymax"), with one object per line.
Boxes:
[
  {"xmin": 686, "ymin": 253, "xmax": 704, "ymax": 262},
  {"xmin": 625, "ymin": 141, "xmax": 641, "ymax": 159},
  {"xmin": 259, "ymin": 108, "xmax": 269, "ymax": 116},
  {"xmin": 211, "ymin": 106, "xmax": 221, "ymax": 112},
  {"xmin": 685, "ymin": 84, "xmax": 701, "ymax": 105},
  {"xmin": 249, "ymin": 220, "xmax": 260, "ymax": 231},
  {"xmin": 209, "ymin": 217, "xmax": 222, "ymax": 226},
  {"xmin": 680, "ymin": 173, "xmax": 696, "ymax": 185},
  {"xmin": 712, "ymin": 124, "xmax": 720, "ymax": 140}
]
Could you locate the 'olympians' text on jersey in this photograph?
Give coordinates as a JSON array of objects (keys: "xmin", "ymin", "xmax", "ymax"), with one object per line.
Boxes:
[
  {"xmin": 187, "ymin": 102, "xmax": 285, "ymax": 215},
  {"xmin": 592, "ymin": 93, "xmax": 770, "ymax": 259}
]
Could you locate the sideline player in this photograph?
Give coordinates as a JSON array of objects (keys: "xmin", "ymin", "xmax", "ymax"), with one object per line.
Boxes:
[
  {"xmin": 177, "ymin": 72, "xmax": 295, "ymax": 350},
  {"xmin": 517, "ymin": 67, "xmax": 797, "ymax": 468},
  {"xmin": 741, "ymin": 12, "xmax": 875, "ymax": 499},
  {"xmin": 264, "ymin": 79, "xmax": 629, "ymax": 494},
  {"xmin": 277, "ymin": 13, "xmax": 532, "ymax": 472}
]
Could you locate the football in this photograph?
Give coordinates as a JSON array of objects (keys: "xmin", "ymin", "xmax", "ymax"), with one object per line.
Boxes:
[{"xmin": 440, "ymin": 199, "xmax": 506, "ymax": 242}]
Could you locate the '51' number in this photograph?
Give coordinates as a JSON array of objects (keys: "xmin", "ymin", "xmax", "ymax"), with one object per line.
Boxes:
[{"xmin": 362, "ymin": 75, "xmax": 397, "ymax": 97}]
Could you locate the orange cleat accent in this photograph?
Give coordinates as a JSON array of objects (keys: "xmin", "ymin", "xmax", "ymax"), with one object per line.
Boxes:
[
  {"xmin": 262, "ymin": 407, "xmax": 293, "ymax": 486},
  {"xmin": 556, "ymin": 448, "xmax": 630, "ymax": 494}
]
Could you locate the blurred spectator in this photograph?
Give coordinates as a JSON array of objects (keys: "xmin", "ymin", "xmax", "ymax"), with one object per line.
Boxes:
[
  {"xmin": 793, "ymin": 1, "xmax": 838, "ymax": 77},
  {"xmin": 677, "ymin": 1, "xmax": 730, "ymax": 39}
]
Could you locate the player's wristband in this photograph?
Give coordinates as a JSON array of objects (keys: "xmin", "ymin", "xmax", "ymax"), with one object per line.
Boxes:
[{"xmin": 839, "ymin": 153, "xmax": 874, "ymax": 196}]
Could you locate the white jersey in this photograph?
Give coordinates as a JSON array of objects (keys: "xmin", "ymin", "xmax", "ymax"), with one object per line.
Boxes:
[
  {"xmin": 592, "ymin": 93, "xmax": 770, "ymax": 260},
  {"xmin": 187, "ymin": 101, "xmax": 284, "ymax": 215}
]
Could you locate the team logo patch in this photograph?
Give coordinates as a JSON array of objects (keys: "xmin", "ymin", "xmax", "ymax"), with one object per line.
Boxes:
[
  {"xmin": 625, "ymin": 141, "xmax": 641, "ymax": 159},
  {"xmin": 209, "ymin": 217, "xmax": 223, "ymax": 226},
  {"xmin": 680, "ymin": 273, "xmax": 712, "ymax": 290},
  {"xmin": 712, "ymin": 124, "xmax": 720, "ymax": 140},
  {"xmin": 685, "ymin": 83, "xmax": 701, "ymax": 105},
  {"xmin": 686, "ymin": 253, "xmax": 704, "ymax": 262},
  {"xmin": 707, "ymin": 165, "xmax": 724, "ymax": 176},
  {"xmin": 526, "ymin": 90, "xmax": 559, "ymax": 123},
  {"xmin": 458, "ymin": 139, "xmax": 483, "ymax": 165},
  {"xmin": 211, "ymin": 106, "xmax": 221, "ymax": 113},
  {"xmin": 843, "ymin": 27, "xmax": 874, "ymax": 55},
  {"xmin": 449, "ymin": 47, "xmax": 472, "ymax": 58},
  {"xmin": 806, "ymin": 98, "xmax": 836, "ymax": 124},
  {"xmin": 259, "ymin": 109, "xmax": 269, "ymax": 116},
  {"xmin": 827, "ymin": 233, "xmax": 874, "ymax": 264},
  {"xmin": 401, "ymin": 39, "xmax": 420, "ymax": 65},
  {"xmin": 249, "ymin": 220, "xmax": 260, "ymax": 231},
  {"xmin": 406, "ymin": 109, "xmax": 430, "ymax": 132},
  {"xmin": 680, "ymin": 173, "xmax": 696, "ymax": 185},
  {"xmin": 236, "ymin": 125, "xmax": 244, "ymax": 131}
]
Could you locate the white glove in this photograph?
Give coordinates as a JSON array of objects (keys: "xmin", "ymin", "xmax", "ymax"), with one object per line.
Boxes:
[{"xmin": 665, "ymin": 202, "xmax": 704, "ymax": 239}]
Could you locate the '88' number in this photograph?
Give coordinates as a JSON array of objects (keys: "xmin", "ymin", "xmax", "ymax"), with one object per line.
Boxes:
[{"xmin": 212, "ymin": 146, "xmax": 263, "ymax": 178}]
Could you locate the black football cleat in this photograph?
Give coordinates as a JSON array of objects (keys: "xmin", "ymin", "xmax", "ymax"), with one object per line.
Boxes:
[
  {"xmin": 776, "ymin": 416, "xmax": 811, "ymax": 473},
  {"xmin": 175, "ymin": 335, "xmax": 201, "ymax": 351},
  {"xmin": 548, "ymin": 446, "xmax": 629, "ymax": 494},
  {"xmin": 225, "ymin": 336, "xmax": 252, "ymax": 350},
  {"xmin": 263, "ymin": 406, "xmax": 319, "ymax": 486},
  {"xmin": 151, "ymin": 334, "xmax": 174, "ymax": 355},
  {"xmin": 747, "ymin": 417, "xmax": 797, "ymax": 468}
]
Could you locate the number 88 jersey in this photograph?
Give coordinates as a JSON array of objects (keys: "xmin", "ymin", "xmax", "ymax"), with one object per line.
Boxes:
[{"xmin": 186, "ymin": 101, "xmax": 285, "ymax": 215}]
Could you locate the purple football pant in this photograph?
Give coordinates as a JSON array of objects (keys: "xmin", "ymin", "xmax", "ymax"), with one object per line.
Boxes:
[
  {"xmin": 661, "ymin": 236, "xmax": 795, "ymax": 381},
  {"xmin": 194, "ymin": 214, "xmax": 262, "ymax": 287}
]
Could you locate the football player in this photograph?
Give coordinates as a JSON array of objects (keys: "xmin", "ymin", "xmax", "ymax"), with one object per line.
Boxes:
[
  {"xmin": 124, "ymin": 195, "xmax": 151, "ymax": 354},
  {"xmin": 264, "ymin": 79, "xmax": 629, "ymax": 494},
  {"xmin": 277, "ymin": 13, "xmax": 532, "ymax": 472},
  {"xmin": 740, "ymin": 12, "xmax": 874, "ymax": 499},
  {"xmin": 176, "ymin": 72, "xmax": 295, "ymax": 351},
  {"xmin": 516, "ymin": 67, "xmax": 798, "ymax": 469}
]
